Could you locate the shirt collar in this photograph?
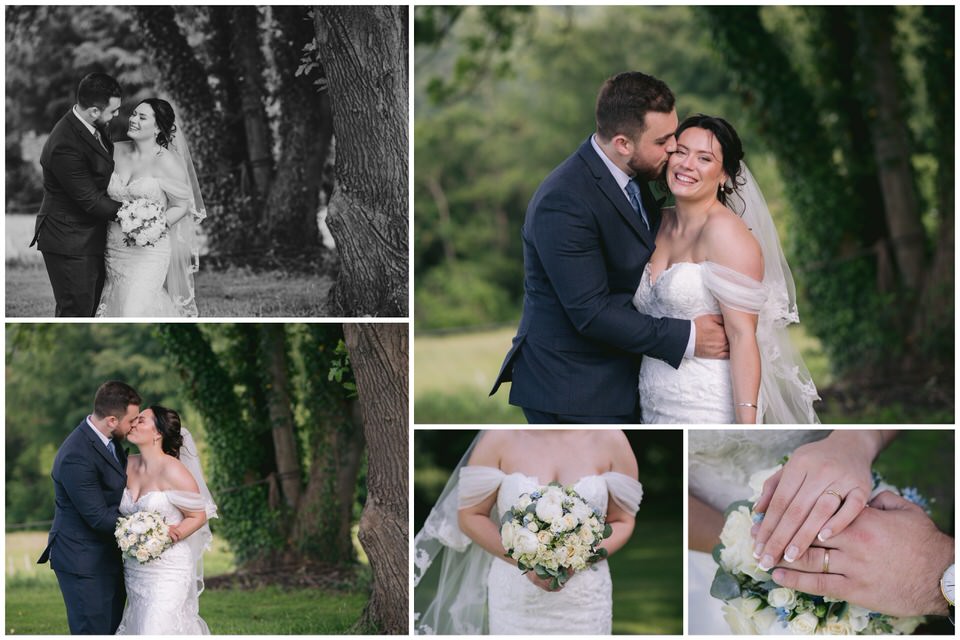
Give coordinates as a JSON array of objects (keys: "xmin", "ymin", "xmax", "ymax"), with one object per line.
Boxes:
[
  {"xmin": 72, "ymin": 105, "xmax": 99, "ymax": 137},
  {"xmin": 85, "ymin": 415, "xmax": 113, "ymax": 448},
  {"xmin": 590, "ymin": 133, "xmax": 634, "ymax": 193}
]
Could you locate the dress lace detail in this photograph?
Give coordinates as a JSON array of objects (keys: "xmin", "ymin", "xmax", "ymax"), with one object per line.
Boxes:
[
  {"xmin": 97, "ymin": 173, "xmax": 180, "ymax": 318},
  {"xmin": 115, "ymin": 489, "xmax": 210, "ymax": 635},
  {"xmin": 633, "ymin": 262, "xmax": 735, "ymax": 423}
]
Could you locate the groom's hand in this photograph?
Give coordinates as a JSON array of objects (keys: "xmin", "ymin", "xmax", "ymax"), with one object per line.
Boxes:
[
  {"xmin": 771, "ymin": 491, "xmax": 954, "ymax": 617},
  {"xmin": 693, "ymin": 314, "xmax": 728, "ymax": 359}
]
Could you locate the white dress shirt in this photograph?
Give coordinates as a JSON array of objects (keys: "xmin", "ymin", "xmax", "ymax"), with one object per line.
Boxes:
[
  {"xmin": 85, "ymin": 415, "xmax": 113, "ymax": 448},
  {"xmin": 72, "ymin": 105, "xmax": 99, "ymax": 137},
  {"xmin": 590, "ymin": 134, "xmax": 697, "ymax": 358}
]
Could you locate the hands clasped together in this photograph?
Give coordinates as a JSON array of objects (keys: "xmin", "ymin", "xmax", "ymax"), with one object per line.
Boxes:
[{"xmin": 749, "ymin": 431, "xmax": 953, "ymax": 618}]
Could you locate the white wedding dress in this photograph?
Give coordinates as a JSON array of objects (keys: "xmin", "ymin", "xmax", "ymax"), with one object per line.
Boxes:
[
  {"xmin": 97, "ymin": 174, "xmax": 180, "ymax": 317},
  {"xmin": 634, "ymin": 262, "xmax": 735, "ymax": 423},
  {"xmin": 414, "ymin": 466, "xmax": 643, "ymax": 635},
  {"xmin": 687, "ymin": 430, "xmax": 829, "ymax": 634},
  {"xmin": 115, "ymin": 489, "xmax": 214, "ymax": 635}
]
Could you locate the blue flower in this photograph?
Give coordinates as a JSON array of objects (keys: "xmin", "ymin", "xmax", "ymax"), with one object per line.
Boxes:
[
  {"xmin": 752, "ymin": 511, "xmax": 765, "ymax": 524},
  {"xmin": 776, "ymin": 607, "xmax": 790, "ymax": 622},
  {"xmin": 530, "ymin": 491, "xmax": 542, "ymax": 500},
  {"xmin": 900, "ymin": 487, "xmax": 930, "ymax": 512}
]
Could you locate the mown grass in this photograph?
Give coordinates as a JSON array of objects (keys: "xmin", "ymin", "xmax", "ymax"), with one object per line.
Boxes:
[
  {"xmin": 5, "ymin": 261, "xmax": 334, "ymax": 318},
  {"xmin": 5, "ymin": 531, "xmax": 368, "ymax": 635}
]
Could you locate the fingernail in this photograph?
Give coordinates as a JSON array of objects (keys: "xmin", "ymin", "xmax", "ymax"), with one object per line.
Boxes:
[
  {"xmin": 752, "ymin": 542, "xmax": 764, "ymax": 559},
  {"xmin": 758, "ymin": 554, "xmax": 774, "ymax": 571},
  {"xmin": 784, "ymin": 545, "xmax": 799, "ymax": 562},
  {"xmin": 817, "ymin": 529, "xmax": 832, "ymax": 542}
]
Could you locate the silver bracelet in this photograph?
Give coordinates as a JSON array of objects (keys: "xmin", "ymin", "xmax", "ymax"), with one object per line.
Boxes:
[{"xmin": 736, "ymin": 402, "xmax": 758, "ymax": 409}]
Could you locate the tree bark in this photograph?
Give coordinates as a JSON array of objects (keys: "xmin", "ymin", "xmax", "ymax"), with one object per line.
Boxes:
[
  {"xmin": 314, "ymin": 7, "xmax": 409, "ymax": 316},
  {"xmin": 343, "ymin": 323, "xmax": 408, "ymax": 634},
  {"xmin": 853, "ymin": 7, "xmax": 926, "ymax": 290},
  {"xmin": 259, "ymin": 324, "xmax": 303, "ymax": 511}
]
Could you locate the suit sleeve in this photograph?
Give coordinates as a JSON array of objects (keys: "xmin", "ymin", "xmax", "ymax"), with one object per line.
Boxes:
[
  {"xmin": 532, "ymin": 189, "xmax": 690, "ymax": 368},
  {"xmin": 47, "ymin": 143, "xmax": 121, "ymax": 222},
  {"xmin": 58, "ymin": 451, "xmax": 121, "ymax": 534}
]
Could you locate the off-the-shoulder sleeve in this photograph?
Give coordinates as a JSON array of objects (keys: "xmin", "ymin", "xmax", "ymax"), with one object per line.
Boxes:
[
  {"xmin": 700, "ymin": 261, "xmax": 768, "ymax": 314},
  {"xmin": 602, "ymin": 472, "xmax": 643, "ymax": 515},
  {"xmin": 458, "ymin": 466, "xmax": 505, "ymax": 509},
  {"xmin": 158, "ymin": 177, "xmax": 193, "ymax": 203},
  {"xmin": 166, "ymin": 490, "xmax": 218, "ymax": 519}
]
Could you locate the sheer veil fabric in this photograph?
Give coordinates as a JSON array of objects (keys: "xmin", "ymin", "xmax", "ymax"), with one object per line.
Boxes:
[
  {"xmin": 176, "ymin": 427, "xmax": 218, "ymax": 595},
  {"xmin": 164, "ymin": 124, "xmax": 207, "ymax": 317},
  {"xmin": 707, "ymin": 162, "xmax": 820, "ymax": 423}
]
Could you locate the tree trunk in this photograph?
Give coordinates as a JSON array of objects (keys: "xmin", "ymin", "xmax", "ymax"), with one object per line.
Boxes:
[
  {"xmin": 343, "ymin": 323, "xmax": 408, "ymax": 634},
  {"xmin": 314, "ymin": 7, "xmax": 409, "ymax": 316},
  {"xmin": 261, "ymin": 6, "xmax": 331, "ymax": 250},
  {"xmin": 259, "ymin": 324, "xmax": 303, "ymax": 511},
  {"xmin": 229, "ymin": 6, "xmax": 274, "ymax": 199},
  {"xmin": 853, "ymin": 7, "xmax": 926, "ymax": 290}
]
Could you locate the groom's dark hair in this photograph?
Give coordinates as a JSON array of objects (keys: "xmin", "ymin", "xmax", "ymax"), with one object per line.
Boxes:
[
  {"xmin": 77, "ymin": 72, "xmax": 122, "ymax": 111},
  {"xmin": 93, "ymin": 381, "xmax": 141, "ymax": 420},
  {"xmin": 595, "ymin": 71, "xmax": 675, "ymax": 141}
]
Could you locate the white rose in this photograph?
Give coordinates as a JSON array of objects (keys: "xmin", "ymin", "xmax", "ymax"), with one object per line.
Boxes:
[
  {"xmin": 500, "ymin": 522, "xmax": 516, "ymax": 549},
  {"xmin": 514, "ymin": 528, "xmax": 539, "ymax": 555},
  {"xmin": 822, "ymin": 619, "xmax": 854, "ymax": 635},
  {"xmin": 889, "ymin": 616, "xmax": 923, "ymax": 635},
  {"xmin": 748, "ymin": 465, "xmax": 783, "ymax": 501},
  {"xmin": 536, "ymin": 530, "xmax": 552, "ymax": 544},
  {"xmin": 515, "ymin": 495, "xmax": 532, "ymax": 510},
  {"xmin": 845, "ymin": 605, "xmax": 870, "ymax": 633},
  {"xmin": 570, "ymin": 501, "xmax": 593, "ymax": 523},
  {"xmin": 560, "ymin": 513, "xmax": 578, "ymax": 531},
  {"xmin": 767, "ymin": 587, "xmax": 798, "ymax": 610},
  {"xmin": 719, "ymin": 506, "xmax": 771, "ymax": 581},
  {"xmin": 578, "ymin": 526, "xmax": 595, "ymax": 544},
  {"xmin": 526, "ymin": 521, "xmax": 539, "ymax": 532},
  {"xmin": 135, "ymin": 548, "xmax": 150, "ymax": 563},
  {"xmin": 721, "ymin": 597, "xmax": 762, "ymax": 635},
  {"xmin": 130, "ymin": 520, "xmax": 149, "ymax": 534},
  {"xmin": 535, "ymin": 494, "xmax": 564, "ymax": 523},
  {"xmin": 751, "ymin": 605, "xmax": 782, "ymax": 634},
  {"xmin": 788, "ymin": 611, "xmax": 819, "ymax": 635}
]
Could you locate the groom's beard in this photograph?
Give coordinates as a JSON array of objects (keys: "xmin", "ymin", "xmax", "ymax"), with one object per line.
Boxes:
[{"xmin": 628, "ymin": 157, "xmax": 667, "ymax": 183}]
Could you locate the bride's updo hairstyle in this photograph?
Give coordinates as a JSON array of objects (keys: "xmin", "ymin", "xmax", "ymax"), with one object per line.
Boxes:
[
  {"xmin": 150, "ymin": 405, "xmax": 183, "ymax": 458},
  {"xmin": 137, "ymin": 98, "xmax": 177, "ymax": 149},
  {"xmin": 675, "ymin": 114, "xmax": 746, "ymax": 212}
]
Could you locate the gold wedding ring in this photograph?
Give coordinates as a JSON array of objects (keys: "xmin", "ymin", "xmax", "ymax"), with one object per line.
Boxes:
[
  {"xmin": 824, "ymin": 488, "xmax": 843, "ymax": 501},
  {"xmin": 822, "ymin": 549, "xmax": 830, "ymax": 574}
]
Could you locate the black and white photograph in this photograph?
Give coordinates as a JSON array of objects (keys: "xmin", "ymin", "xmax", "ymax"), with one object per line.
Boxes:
[{"xmin": 6, "ymin": 6, "xmax": 408, "ymax": 318}]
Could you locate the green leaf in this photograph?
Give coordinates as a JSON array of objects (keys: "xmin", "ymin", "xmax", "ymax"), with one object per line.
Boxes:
[
  {"xmin": 602, "ymin": 523, "xmax": 613, "ymax": 539},
  {"xmin": 710, "ymin": 567, "xmax": 742, "ymax": 601}
]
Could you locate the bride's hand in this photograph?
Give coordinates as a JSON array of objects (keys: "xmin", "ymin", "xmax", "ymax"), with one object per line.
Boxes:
[
  {"xmin": 524, "ymin": 567, "xmax": 573, "ymax": 592},
  {"xmin": 750, "ymin": 431, "xmax": 892, "ymax": 570},
  {"xmin": 167, "ymin": 524, "xmax": 183, "ymax": 542}
]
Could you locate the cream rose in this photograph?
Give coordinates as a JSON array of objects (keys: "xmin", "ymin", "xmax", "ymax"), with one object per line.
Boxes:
[
  {"xmin": 720, "ymin": 505, "xmax": 771, "ymax": 581},
  {"xmin": 721, "ymin": 597, "xmax": 762, "ymax": 635},
  {"xmin": 788, "ymin": 611, "xmax": 819, "ymax": 634},
  {"xmin": 767, "ymin": 587, "xmax": 797, "ymax": 610},
  {"xmin": 501, "ymin": 522, "xmax": 517, "ymax": 549},
  {"xmin": 535, "ymin": 494, "xmax": 564, "ymax": 523},
  {"xmin": 514, "ymin": 527, "xmax": 539, "ymax": 555}
]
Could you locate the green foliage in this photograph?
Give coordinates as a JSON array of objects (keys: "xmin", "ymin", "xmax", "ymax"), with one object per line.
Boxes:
[{"xmin": 327, "ymin": 339, "xmax": 357, "ymax": 398}]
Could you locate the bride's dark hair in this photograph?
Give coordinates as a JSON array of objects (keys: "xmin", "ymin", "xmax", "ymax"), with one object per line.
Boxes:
[
  {"xmin": 673, "ymin": 114, "xmax": 746, "ymax": 212},
  {"xmin": 150, "ymin": 405, "xmax": 183, "ymax": 458},
  {"xmin": 136, "ymin": 98, "xmax": 177, "ymax": 149}
]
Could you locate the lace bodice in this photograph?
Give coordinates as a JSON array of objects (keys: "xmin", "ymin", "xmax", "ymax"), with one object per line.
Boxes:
[
  {"xmin": 633, "ymin": 262, "xmax": 719, "ymax": 320},
  {"xmin": 108, "ymin": 173, "xmax": 167, "ymax": 205},
  {"xmin": 688, "ymin": 430, "xmax": 830, "ymax": 511},
  {"xmin": 120, "ymin": 489, "xmax": 185, "ymax": 524}
]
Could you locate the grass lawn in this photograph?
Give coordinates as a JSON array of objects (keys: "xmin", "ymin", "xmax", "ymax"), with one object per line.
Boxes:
[
  {"xmin": 5, "ymin": 261, "xmax": 334, "ymax": 318},
  {"xmin": 5, "ymin": 531, "xmax": 368, "ymax": 635}
]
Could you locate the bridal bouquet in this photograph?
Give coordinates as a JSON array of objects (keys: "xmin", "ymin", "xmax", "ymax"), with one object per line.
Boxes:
[
  {"xmin": 499, "ymin": 483, "xmax": 611, "ymax": 590},
  {"xmin": 712, "ymin": 465, "xmax": 926, "ymax": 635},
  {"xmin": 116, "ymin": 198, "xmax": 167, "ymax": 247},
  {"xmin": 115, "ymin": 511, "xmax": 173, "ymax": 564}
]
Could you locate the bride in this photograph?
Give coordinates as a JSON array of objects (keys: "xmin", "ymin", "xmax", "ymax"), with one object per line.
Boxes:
[
  {"xmin": 414, "ymin": 430, "xmax": 643, "ymax": 635},
  {"xmin": 96, "ymin": 98, "xmax": 205, "ymax": 317},
  {"xmin": 116, "ymin": 406, "xmax": 217, "ymax": 635},
  {"xmin": 633, "ymin": 115, "xmax": 818, "ymax": 423}
]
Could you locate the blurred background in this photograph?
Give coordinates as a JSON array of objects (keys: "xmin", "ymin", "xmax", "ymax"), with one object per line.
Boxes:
[
  {"xmin": 4, "ymin": 323, "xmax": 395, "ymax": 634},
  {"xmin": 6, "ymin": 6, "xmax": 408, "ymax": 318},
  {"xmin": 412, "ymin": 6, "xmax": 954, "ymax": 423},
  {"xmin": 414, "ymin": 429, "xmax": 683, "ymax": 634}
]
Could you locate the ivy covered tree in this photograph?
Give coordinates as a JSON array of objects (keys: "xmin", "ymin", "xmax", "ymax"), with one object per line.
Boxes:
[
  {"xmin": 156, "ymin": 323, "xmax": 363, "ymax": 568},
  {"xmin": 699, "ymin": 6, "xmax": 953, "ymax": 377}
]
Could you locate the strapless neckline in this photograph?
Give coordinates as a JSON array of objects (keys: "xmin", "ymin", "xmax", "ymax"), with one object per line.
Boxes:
[
  {"xmin": 645, "ymin": 260, "xmax": 701, "ymax": 287},
  {"xmin": 469, "ymin": 465, "xmax": 604, "ymax": 487}
]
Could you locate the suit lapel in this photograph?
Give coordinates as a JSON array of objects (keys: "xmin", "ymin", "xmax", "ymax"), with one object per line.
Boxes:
[
  {"xmin": 578, "ymin": 138, "xmax": 655, "ymax": 249},
  {"xmin": 65, "ymin": 110, "xmax": 113, "ymax": 162},
  {"xmin": 79, "ymin": 421, "xmax": 125, "ymax": 476}
]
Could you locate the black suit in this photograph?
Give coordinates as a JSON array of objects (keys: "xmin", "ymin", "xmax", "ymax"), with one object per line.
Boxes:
[
  {"xmin": 491, "ymin": 136, "xmax": 690, "ymax": 421},
  {"xmin": 38, "ymin": 421, "xmax": 127, "ymax": 634},
  {"xmin": 31, "ymin": 110, "xmax": 121, "ymax": 317}
]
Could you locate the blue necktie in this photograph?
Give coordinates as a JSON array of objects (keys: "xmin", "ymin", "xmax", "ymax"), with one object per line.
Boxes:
[
  {"xmin": 107, "ymin": 440, "xmax": 119, "ymax": 462},
  {"xmin": 625, "ymin": 180, "xmax": 650, "ymax": 230}
]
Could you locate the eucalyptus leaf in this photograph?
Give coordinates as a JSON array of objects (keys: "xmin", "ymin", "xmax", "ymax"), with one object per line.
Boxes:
[{"xmin": 710, "ymin": 567, "xmax": 742, "ymax": 601}]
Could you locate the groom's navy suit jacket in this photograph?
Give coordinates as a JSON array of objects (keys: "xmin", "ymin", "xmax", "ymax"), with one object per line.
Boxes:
[
  {"xmin": 31, "ymin": 111, "xmax": 120, "ymax": 256},
  {"xmin": 39, "ymin": 421, "xmax": 127, "ymax": 576},
  {"xmin": 491, "ymin": 136, "xmax": 690, "ymax": 417}
]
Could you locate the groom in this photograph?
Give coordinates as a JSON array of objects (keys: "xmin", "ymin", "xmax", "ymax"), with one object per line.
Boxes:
[
  {"xmin": 38, "ymin": 381, "xmax": 141, "ymax": 634},
  {"xmin": 30, "ymin": 72, "xmax": 123, "ymax": 317},
  {"xmin": 491, "ymin": 71, "xmax": 728, "ymax": 423}
]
